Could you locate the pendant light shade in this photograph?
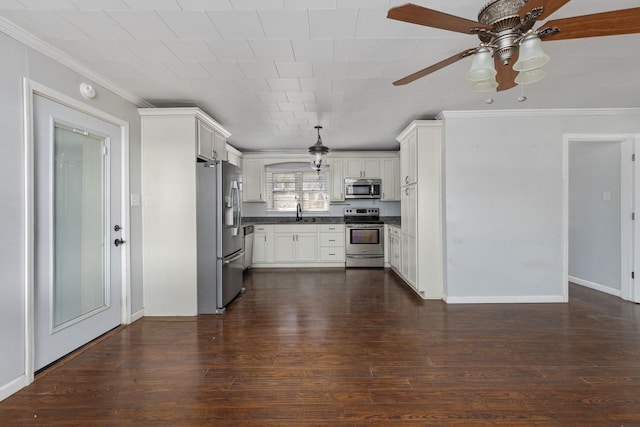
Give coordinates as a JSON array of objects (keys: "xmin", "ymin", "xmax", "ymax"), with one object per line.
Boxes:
[
  {"xmin": 469, "ymin": 77, "xmax": 498, "ymax": 92},
  {"xmin": 513, "ymin": 34, "xmax": 549, "ymax": 72},
  {"xmin": 308, "ymin": 126, "xmax": 329, "ymax": 172},
  {"xmin": 465, "ymin": 47, "xmax": 496, "ymax": 81}
]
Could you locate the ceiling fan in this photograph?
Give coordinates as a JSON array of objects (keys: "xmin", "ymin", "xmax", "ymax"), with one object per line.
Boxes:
[{"xmin": 387, "ymin": 0, "xmax": 640, "ymax": 91}]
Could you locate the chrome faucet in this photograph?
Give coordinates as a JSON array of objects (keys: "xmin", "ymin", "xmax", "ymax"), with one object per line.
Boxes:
[{"xmin": 296, "ymin": 202, "xmax": 302, "ymax": 221}]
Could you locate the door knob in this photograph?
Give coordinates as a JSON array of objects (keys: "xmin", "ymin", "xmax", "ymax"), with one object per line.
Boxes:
[
  {"xmin": 114, "ymin": 238, "xmax": 126, "ymax": 247},
  {"xmin": 114, "ymin": 225, "xmax": 122, "ymax": 231}
]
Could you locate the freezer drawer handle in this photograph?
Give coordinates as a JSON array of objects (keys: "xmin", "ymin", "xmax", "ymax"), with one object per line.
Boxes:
[{"xmin": 223, "ymin": 251, "xmax": 245, "ymax": 265}]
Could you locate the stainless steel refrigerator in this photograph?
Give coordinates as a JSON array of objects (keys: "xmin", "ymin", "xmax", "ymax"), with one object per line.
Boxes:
[{"xmin": 196, "ymin": 160, "xmax": 244, "ymax": 314}]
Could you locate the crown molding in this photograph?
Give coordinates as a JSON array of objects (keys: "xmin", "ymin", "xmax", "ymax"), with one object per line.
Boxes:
[
  {"xmin": 438, "ymin": 107, "xmax": 640, "ymax": 120},
  {"xmin": 0, "ymin": 16, "xmax": 153, "ymax": 108}
]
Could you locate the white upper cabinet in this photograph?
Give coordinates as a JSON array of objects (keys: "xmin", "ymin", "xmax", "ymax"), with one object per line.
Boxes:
[
  {"xmin": 197, "ymin": 120, "xmax": 215, "ymax": 161},
  {"xmin": 345, "ymin": 158, "xmax": 380, "ymax": 178},
  {"xmin": 381, "ymin": 157, "xmax": 400, "ymax": 201},
  {"xmin": 242, "ymin": 158, "xmax": 264, "ymax": 202},
  {"xmin": 400, "ymin": 129, "xmax": 418, "ymax": 187},
  {"xmin": 329, "ymin": 158, "xmax": 345, "ymax": 201}
]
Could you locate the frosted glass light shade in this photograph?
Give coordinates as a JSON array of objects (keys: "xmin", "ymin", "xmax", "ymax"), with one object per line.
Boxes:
[
  {"xmin": 513, "ymin": 35, "xmax": 549, "ymax": 71},
  {"xmin": 469, "ymin": 78, "xmax": 498, "ymax": 92},
  {"xmin": 466, "ymin": 48, "xmax": 496, "ymax": 81},
  {"xmin": 515, "ymin": 67, "xmax": 547, "ymax": 84}
]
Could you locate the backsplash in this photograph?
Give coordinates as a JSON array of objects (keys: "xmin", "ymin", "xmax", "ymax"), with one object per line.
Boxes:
[{"xmin": 242, "ymin": 199, "xmax": 400, "ymax": 218}]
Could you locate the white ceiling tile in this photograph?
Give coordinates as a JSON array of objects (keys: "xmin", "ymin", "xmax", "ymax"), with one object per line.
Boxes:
[
  {"xmin": 334, "ymin": 39, "xmax": 376, "ymax": 61},
  {"xmin": 53, "ymin": 39, "xmax": 139, "ymax": 61},
  {"xmin": 86, "ymin": 60, "xmax": 145, "ymax": 78},
  {"xmin": 267, "ymin": 78, "xmax": 301, "ymax": 91},
  {"xmin": 69, "ymin": 0, "xmax": 129, "ymax": 10},
  {"xmin": 373, "ymin": 39, "xmax": 419, "ymax": 61},
  {"xmin": 0, "ymin": 0, "xmax": 27, "ymax": 9},
  {"xmin": 164, "ymin": 62, "xmax": 211, "ymax": 78},
  {"xmin": 257, "ymin": 92, "xmax": 288, "ymax": 103},
  {"xmin": 56, "ymin": 10, "xmax": 133, "ymax": 40},
  {"xmin": 208, "ymin": 11, "xmax": 265, "ymax": 39},
  {"xmin": 299, "ymin": 78, "xmax": 332, "ymax": 91},
  {"xmin": 286, "ymin": 91, "xmax": 315, "ymax": 103},
  {"xmin": 175, "ymin": 0, "xmax": 232, "ymax": 11},
  {"xmin": 348, "ymin": 61, "xmax": 386, "ymax": 78},
  {"xmin": 121, "ymin": 0, "xmax": 180, "ymax": 10},
  {"xmin": 18, "ymin": 0, "xmax": 75, "ymax": 9},
  {"xmin": 258, "ymin": 103, "xmax": 282, "ymax": 112},
  {"xmin": 200, "ymin": 62, "xmax": 244, "ymax": 79},
  {"xmin": 157, "ymin": 11, "xmax": 221, "ymax": 40},
  {"xmin": 258, "ymin": 9, "xmax": 308, "ymax": 39},
  {"xmin": 233, "ymin": 78, "xmax": 270, "ymax": 92},
  {"xmin": 249, "ymin": 39, "xmax": 294, "ymax": 61},
  {"xmin": 123, "ymin": 40, "xmax": 179, "ymax": 61},
  {"xmin": 291, "ymin": 39, "xmax": 333, "ymax": 61},
  {"xmin": 107, "ymin": 11, "xmax": 176, "ymax": 40},
  {"xmin": 283, "ymin": 0, "xmax": 336, "ymax": 9},
  {"xmin": 309, "ymin": 9, "xmax": 357, "ymax": 38},
  {"xmin": 355, "ymin": 8, "xmax": 402, "ymax": 38},
  {"xmin": 232, "ymin": 0, "xmax": 284, "ymax": 10},
  {"xmin": 207, "ymin": 40, "xmax": 255, "ymax": 61},
  {"xmin": 164, "ymin": 40, "xmax": 217, "ymax": 62},
  {"xmin": 338, "ymin": 0, "xmax": 389, "ymax": 8},
  {"xmin": 238, "ymin": 62, "xmax": 279, "ymax": 78},
  {"xmin": 313, "ymin": 61, "xmax": 348, "ymax": 78},
  {"xmin": 270, "ymin": 111, "xmax": 295, "ymax": 119},
  {"xmin": 128, "ymin": 61, "xmax": 178, "ymax": 80},
  {"xmin": 276, "ymin": 61, "xmax": 313, "ymax": 78},
  {"xmin": 0, "ymin": 10, "xmax": 89, "ymax": 39},
  {"xmin": 293, "ymin": 111, "xmax": 318, "ymax": 120}
]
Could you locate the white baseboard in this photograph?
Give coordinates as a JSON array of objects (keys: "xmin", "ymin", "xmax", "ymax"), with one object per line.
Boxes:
[
  {"xmin": 131, "ymin": 308, "xmax": 145, "ymax": 323},
  {"xmin": 0, "ymin": 375, "xmax": 28, "ymax": 402},
  {"xmin": 568, "ymin": 276, "xmax": 621, "ymax": 297},
  {"xmin": 443, "ymin": 294, "xmax": 565, "ymax": 304}
]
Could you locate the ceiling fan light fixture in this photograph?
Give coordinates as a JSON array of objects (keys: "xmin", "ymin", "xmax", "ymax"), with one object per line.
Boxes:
[
  {"xmin": 469, "ymin": 77, "xmax": 498, "ymax": 92},
  {"xmin": 465, "ymin": 47, "xmax": 497, "ymax": 81},
  {"xmin": 513, "ymin": 33, "xmax": 550, "ymax": 71},
  {"xmin": 515, "ymin": 67, "xmax": 547, "ymax": 84}
]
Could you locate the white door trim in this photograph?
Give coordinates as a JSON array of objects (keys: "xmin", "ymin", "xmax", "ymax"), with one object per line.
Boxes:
[
  {"xmin": 22, "ymin": 78, "xmax": 132, "ymax": 384},
  {"xmin": 562, "ymin": 133, "xmax": 639, "ymax": 303}
]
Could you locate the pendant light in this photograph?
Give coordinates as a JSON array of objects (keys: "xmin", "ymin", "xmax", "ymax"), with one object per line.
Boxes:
[{"xmin": 308, "ymin": 125, "xmax": 329, "ymax": 172}]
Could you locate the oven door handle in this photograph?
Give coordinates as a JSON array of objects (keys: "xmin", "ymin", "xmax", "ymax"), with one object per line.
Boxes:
[{"xmin": 346, "ymin": 254, "xmax": 384, "ymax": 259}]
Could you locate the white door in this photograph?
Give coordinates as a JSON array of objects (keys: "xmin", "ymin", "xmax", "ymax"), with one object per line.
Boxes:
[{"xmin": 34, "ymin": 94, "xmax": 123, "ymax": 370}]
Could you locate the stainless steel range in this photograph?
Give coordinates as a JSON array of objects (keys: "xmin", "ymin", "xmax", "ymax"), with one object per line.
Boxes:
[{"xmin": 344, "ymin": 207, "xmax": 384, "ymax": 268}]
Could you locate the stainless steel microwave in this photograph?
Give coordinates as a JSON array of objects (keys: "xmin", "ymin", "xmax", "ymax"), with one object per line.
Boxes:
[{"xmin": 345, "ymin": 178, "xmax": 382, "ymax": 199}]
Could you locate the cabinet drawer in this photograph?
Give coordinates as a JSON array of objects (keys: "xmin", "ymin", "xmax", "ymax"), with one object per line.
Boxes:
[
  {"xmin": 388, "ymin": 225, "xmax": 401, "ymax": 237},
  {"xmin": 319, "ymin": 232, "xmax": 344, "ymax": 246},
  {"xmin": 273, "ymin": 224, "xmax": 317, "ymax": 233},
  {"xmin": 254, "ymin": 225, "xmax": 271, "ymax": 233},
  {"xmin": 319, "ymin": 224, "xmax": 344, "ymax": 233},
  {"xmin": 319, "ymin": 247, "xmax": 345, "ymax": 261}
]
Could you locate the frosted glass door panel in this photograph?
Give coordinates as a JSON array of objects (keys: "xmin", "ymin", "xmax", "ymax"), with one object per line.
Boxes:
[{"xmin": 53, "ymin": 124, "xmax": 107, "ymax": 329}]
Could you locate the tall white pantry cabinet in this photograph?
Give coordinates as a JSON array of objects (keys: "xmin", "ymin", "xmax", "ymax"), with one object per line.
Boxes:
[
  {"xmin": 139, "ymin": 107, "xmax": 231, "ymax": 316},
  {"xmin": 397, "ymin": 120, "xmax": 445, "ymax": 299}
]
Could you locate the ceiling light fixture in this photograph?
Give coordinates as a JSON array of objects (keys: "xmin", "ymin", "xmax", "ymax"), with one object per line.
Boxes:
[{"xmin": 308, "ymin": 125, "xmax": 329, "ymax": 173}]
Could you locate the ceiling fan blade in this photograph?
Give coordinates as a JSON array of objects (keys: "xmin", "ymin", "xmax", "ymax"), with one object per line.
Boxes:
[
  {"xmin": 392, "ymin": 48, "xmax": 476, "ymax": 86},
  {"xmin": 540, "ymin": 7, "xmax": 640, "ymax": 41},
  {"xmin": 387, "ymin": 3, "xmax": 490, "ymax": 34},
  {"xmin": 519, "ymin": 0, "xmax": 570, "ymax": 21},
  {"xmin": 495, "ymin": 54, "xmax": 518, "ymax": 92}
]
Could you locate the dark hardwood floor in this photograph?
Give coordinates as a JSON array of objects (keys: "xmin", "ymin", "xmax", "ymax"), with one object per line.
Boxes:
[{"xmin": 3, "ymin": 268, "xmax": 640, "ymax": 426}]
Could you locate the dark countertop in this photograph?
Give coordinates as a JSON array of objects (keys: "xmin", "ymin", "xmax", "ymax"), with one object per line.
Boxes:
[{"xmin": 243, "ymin": 216, "xmax": 401, "ymax": 226}]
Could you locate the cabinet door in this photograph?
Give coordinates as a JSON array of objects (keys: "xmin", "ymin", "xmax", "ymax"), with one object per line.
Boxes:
[
  {"xmin": 344, "ymin": 159, "xmax": 363, "ymax": 178},
  {"xmin": 401, "ymin": 185, "xmax": 417, "ymax": 288},
  {"xmin": 381, "ymin": 157, "xmax": 399, "ymax": 201},
  {"xmin": 400, "ymin": 130, "xmax": 417, "ymax": 186},
  {"xmin": 213, "ymin": 131, "xmax": 226, "ymax": 161},
  {"xmin": 197, "ymin": 120, "xmax": 214, "ymax": 161},
  {"xmin": 253, "ymin": 226, "xmax": 273, "ymax": 263},
  {"xmin": 296, "ymin": 233, "xmax": 318, "ymax": 262},
  {"xmin": 273, "ymin": 233, "xmax": 296, "ymax": 262},
  {"xmin": 329, "ymin": 158, "xmax": 344, "ymax": 201},
  {"xmin": 363, "ymin": 159, "xmax": 380, "ymax": 178},
  {"xmin": 243, "ymin": 159, "xmax": 264, "ymax": 202}
]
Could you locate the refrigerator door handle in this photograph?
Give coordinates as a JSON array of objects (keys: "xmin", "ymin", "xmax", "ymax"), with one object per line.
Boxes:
[
  {"xmin": 230, "ymin": 181, "xmax": 240, "ymax": 236},
  {"xmin": 223, "ymin": 251, "xmax": 244, "ymax": 265}
]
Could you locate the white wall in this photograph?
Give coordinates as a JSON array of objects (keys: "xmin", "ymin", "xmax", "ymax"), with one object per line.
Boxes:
[
  {"xmin": 0, "ymin": 31, "xmax": 143, "ymax": 399},
  {"xmin": 441, "ymin": 109, "xmax": 640, "ymax": 302},
  {"xmin": 569, "ymin": 140, "xmax": 622, "ymax": 293}
]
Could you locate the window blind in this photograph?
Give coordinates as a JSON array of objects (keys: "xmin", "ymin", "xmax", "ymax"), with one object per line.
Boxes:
[{"xmin": 265, "ymin": 163, "xmax": 330, "ymax": 212}]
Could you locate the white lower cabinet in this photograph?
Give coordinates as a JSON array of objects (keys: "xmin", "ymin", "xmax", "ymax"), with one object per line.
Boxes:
[
  {"xmin": 253, "ymin": 225, "xmax": 274, "ymax": 264},
  {"xmin": 273, "ymin": 225, "xmax": 318, "ymax": 263},
  {"xmin": 318, "ymin": 224, "xmax": 345, "ymax": 262},
  {"xmin": 388, "ymin": 225, "xmax": 401, "ymax": 272}
]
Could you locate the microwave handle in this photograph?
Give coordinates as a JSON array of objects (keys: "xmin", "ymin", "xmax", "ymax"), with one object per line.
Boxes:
[{"xmin": 370, "ymin": 184, "xmax": 374, "ymax": 195}]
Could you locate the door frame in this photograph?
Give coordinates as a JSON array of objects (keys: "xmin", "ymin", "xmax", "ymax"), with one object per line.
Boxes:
[
  {"xmin": 23, "ymin": 79, "xmax": 132, "ymax": 384},
  {"xmin": 562, "ymin": 133, "xmax": 639, "ymax": 303}
]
